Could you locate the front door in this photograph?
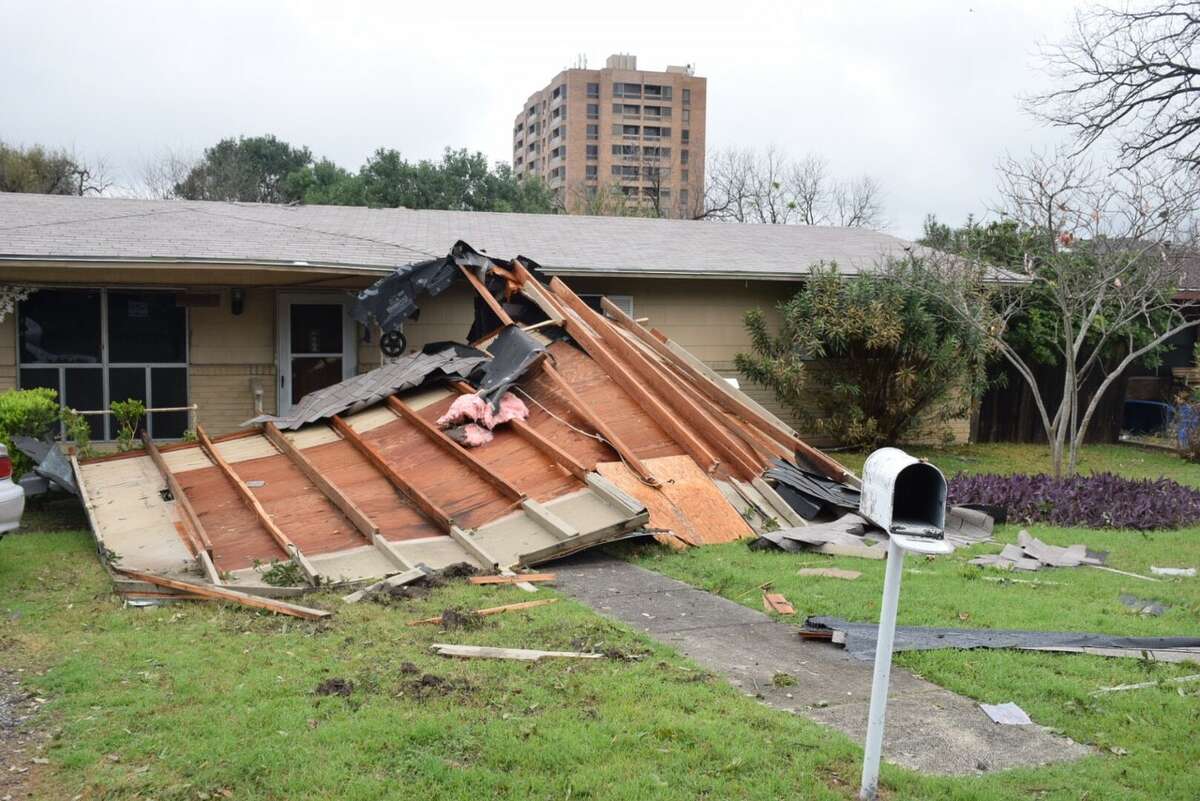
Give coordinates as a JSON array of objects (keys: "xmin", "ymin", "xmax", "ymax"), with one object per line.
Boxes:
[{"xmin": 277, "ymin": 293, "xmax": 357, "ymax": 414}]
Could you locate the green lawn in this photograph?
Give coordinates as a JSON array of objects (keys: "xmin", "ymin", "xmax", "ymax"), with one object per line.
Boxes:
[{"xmin": 1, "ymin": 443, "xmax": 1198, "ymax": 800}]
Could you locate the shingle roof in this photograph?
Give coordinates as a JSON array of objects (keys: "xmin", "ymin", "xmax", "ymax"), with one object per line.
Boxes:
[{"xmin": 0, "ymin": 193, "xmax": 920, "ymax": 280}]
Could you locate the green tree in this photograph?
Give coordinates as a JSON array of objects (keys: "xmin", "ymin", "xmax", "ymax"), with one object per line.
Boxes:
[
  {"xmin": 175, "ymin": 134, "xmax": 312, "ymax": 203},
  {"xmin": 736, "ymin": 261, "xmax": 989, "ymax": 448},
  {"xmin": 280, "ymin": 158, "xmax": 364, "ymax": 205},
  {"xmin": 0, "ymin": 142, "xmax": 110, "ymax": 195},
  {"xmin": 358, "ymin": 148, "xmax": 554, "ymax": 213}
]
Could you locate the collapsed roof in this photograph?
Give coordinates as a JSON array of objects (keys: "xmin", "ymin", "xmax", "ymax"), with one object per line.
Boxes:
[{"xmin": 73, "ymin": 241, "xmax": 856, "ymax": 599}]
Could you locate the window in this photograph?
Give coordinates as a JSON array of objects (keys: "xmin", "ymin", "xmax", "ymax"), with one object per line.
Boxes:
[
  {"xmin": 681, "ymin": 149, "xmax": 689, "ymax": 164},
  {"xmin": 680, "ymin": 188, "xmax": 689, "ymax": 209},
  {"xmin": 580, "ymin": 294, "xmax": 634, "ymax": 317},
  {"xmin": 551, "ymin": 107, "xmax": 560, "ymax": 119},
  {"xmin": 643, "ymin": 126, "xmax": 662, "ymax": 139},
  {"xmin": 662, "ymin": 86, "xmax": 673, "ymax": 100},
  {"xmin": 587, "ymin": 103, "xmax": 599, "ymax": 118},
  {"xmin": 18, "ymin": 289, "xmax": 189, "ymax": 439},
  {"xmin": 622, "ymin": 124, "xmax": 639, "ymax": 138},
  {"xmin": 682, "ymin": 88, "xmax": 691, "ymax": 105},
  {"xmin": 585, "ymin": 164, "xmax": 598, "ymax": 179},
  {"xmin": 613, "ymin": 82, "xmax": 641, "ymax": 98},
  {"xmin": 586, "ymin": 124, "xmax": 599, "ymax": 140},
  {"xmin": 681, "ymin": 129, "xmax": 690, "ymax": 143},
  {"xmin": 644, "ymin": 84, "xmax": 662, "ymax": 98},
  {"xmin": 681, "ymin": 169, "xmax": 688, "ymax": 182},
  {"xmin": 682, "ymin": 108, "xmax": 690, "ymax": 122},
  {"xmin": 612, "ymin": 143, "xmax": 637, "ymax": 158},
  {"xmin": 586, "ymin": 144, "xmax": 598, "ymax": 160},
  {"xmin": 586, "ymin": 82, "xmax": 599, "ymax": 97}
]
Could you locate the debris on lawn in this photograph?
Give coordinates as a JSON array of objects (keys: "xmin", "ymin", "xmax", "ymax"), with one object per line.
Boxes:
[
  {"xmin": 1119, "ymin": 594, "xmax": 1170, "ymax": 616},
  {"xmin": 797, "ymin": 567, "xmax": 861, "ymax": 580},
  {"xmin": 468, "ymin": 573, "xmax": 556, "ymax": 585},
  {"xmin": 314, "ymin": 677, "xmax": 354, "ymax": 697},
  {"xmin": 430, "ymin": 643, "xmax": 606, "ymax": 662},
  {"xmin": 762, "ymin": 592, "xmax": 796, "ymax": 615},
  {"xmin": 75, "ymin": 240, "xmax": 859, "ymax": 602},
  {"xmin": 1151, "ymin": 566, "xmax": 1197, "ymax": 577},
  {"xmin": 969, "ymin": 530, "xmax": 1107, "ymax": 572},
  {"xmin": 980, "ymin": 702, "xmax": 1033, "ymax": 725},
  {"xmin": 115, "ymin": 568, "xmax": 331, "ymax": 620},
  {"xmin": 408, "ymin": 598, "xmax": 559, "ymax": 627},
  {"xmin": 1090, "ymin": 673, "xmax": 1200, "ymax": 695},
  {"xmin": 802, "ymin": 616, "xmax": 1200, "ymax": 664}
]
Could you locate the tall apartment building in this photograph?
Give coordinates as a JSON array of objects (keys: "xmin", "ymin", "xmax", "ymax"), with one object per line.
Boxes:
[{"xmin": 512, "ymin": 54, "xmax": 706, "ymax": 218}]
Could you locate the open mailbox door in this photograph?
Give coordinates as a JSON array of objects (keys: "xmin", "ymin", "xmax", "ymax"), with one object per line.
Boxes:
[{"xmin": 859, "ymin": 447, "xmax": 949, "ymax": 551}]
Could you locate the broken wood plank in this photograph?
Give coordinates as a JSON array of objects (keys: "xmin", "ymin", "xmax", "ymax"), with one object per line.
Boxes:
[
  {"xmin": 329, "ymin": 414, "xmax": 453, "ymax": 533},
  {"xmin": 408, "ymin": 598, "xmax": 559, "ymax": 626},
  {"xmin": 458, "ymin": 263, "xmax": 515, "ymax": 324},
  {"xmin": 261, "ymin": 422, "xmax": 380, "ymax": 541},
  {"xmin": 142, "ymin": 431, "xmax": 215, "ymax": 559},
  {"xmin": 797, "ymin": 567, "xmax": 862, "ymax": 580},
  {"xmin": 385, "ymin": 395, "xmax": 525, "ymax": 502},
  {"xmin": 809, "ymin": 542, "xmax": 887, "ymax": 560},
  {"xmin": 342, "ymin": 566, "xmax": 428, "ymax": 604},
  {"xmin": 1088, "ymin": 565, "xmax": 1161, "ymax": 583},
  {"xmin": 762, "ymin": 592, "xmax": 796, "ymax": 615},
  {"xmin": 431, "ymin": 643, "xmax": 602, "ymax": 661},
  {"xmin": 545, "ymin": 278, "xmax": 720, "ymax": 474},
  {"xmin": 195, "ymin": 425, "xmax": 320, "ymax": 586},
  {"xmin": 1090, "ymin": 674, "xmax": 1200, "ymax": 695},
  {"xmin": 469, "ymin": 573, "xmax": 557, "ymax": 585},
  {"xmin": 114, "ymin": 568, "xmax": 331, "ymax": 620}
]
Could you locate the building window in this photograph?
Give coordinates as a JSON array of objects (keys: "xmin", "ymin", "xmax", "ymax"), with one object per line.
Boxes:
[
  {"xmin": 681, "ymin": 149, "xmax": 689, "ymax": 164},
  {"xmin": 586, "ymin": 124, "xmax": 599, "ymax": 140},
  {"xmin": 682, "ymin": 88, "xmax": 691, "ymax": 105},
  {"xmin": 587, "ymin": 103, "xmax": 599, "ymax": 118},
  {"xmin": 682, "ymin": 108, "xmax": 690, "ymax": 122},
  {"xmin": 681, "ymin": 169, "xmax": 688, "ymax": 182},
  {"xmin": 681, "ymin": 129, "xmax": 690, "ymax": 143},
  {"xmin": 680, "ymin": 188, "xmax": 689, "ymax": 209},
  {"xmin": 580, "ymin": 294, "xmax": 634, "ymax": 317},
  {"xmin": 613, "ymin": 82, "xmax": 641, "ymax": 98},
  {"xmin": 585, "ymin": 164, "xmax": 598, "ymax": 179},
  {"xmin": 587, "ymin": 82, "xmax": 599, "ymax": 97},
  {"xmin": 18, "ymin": 288, "xmax": 189, "ymax": 440},
  {"xmin": 586, "ymin": 144, "xmax": 598, "ymax": 160},
  {"xmin": 662, "ymin": 86, "xmax": 673, "ymax": 100}
]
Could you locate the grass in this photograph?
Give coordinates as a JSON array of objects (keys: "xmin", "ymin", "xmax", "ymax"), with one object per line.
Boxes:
[{"xmin": 1, "ymin": 443, "xmax": 1198, "ymax": 800}]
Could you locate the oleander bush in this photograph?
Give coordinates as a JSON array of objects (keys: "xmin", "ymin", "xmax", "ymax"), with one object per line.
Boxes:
[
  {"xmin": 0, "ymin": 387, "xmax": 60, "ymax": 476},
  {"xmin": 949, "ymin": 471, "xmax": 1200, "ymax": 530}
]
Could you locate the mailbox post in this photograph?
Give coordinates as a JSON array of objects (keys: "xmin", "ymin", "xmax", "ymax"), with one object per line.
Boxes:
[{"xmin": 856, "ymin": 448, "xmax": 954, "ymax": 801}]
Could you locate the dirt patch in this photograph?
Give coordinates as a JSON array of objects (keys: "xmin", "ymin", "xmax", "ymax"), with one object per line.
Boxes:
[
  {"xmin": 0, "ymin": 668, "xmax": 51, "ymax": 801},
  {"xmin": 314, "ymin": 677, "xmax": 354, "ymax": 697},
  {"xmin": 399, "ymin": 662, "xmax": 420, "ymax": 675},
  {"xmin": 367, "ymin": 562, "xmax": 479, "ymax": 606},
  {"xmin": 440, "ymin": 562, "xmax": 479, "ymax": 579},
  {"xmin": 438, "ymin": 607, "xmax": 485, "ymax": 631},
  {"xmin": 401, "ymin": 673, "xmax": 472, "ymax": 700}
]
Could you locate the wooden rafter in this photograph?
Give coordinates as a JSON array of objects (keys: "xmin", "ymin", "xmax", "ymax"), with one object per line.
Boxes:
[
  {"xmin": 116, "ymin": 568, "xmax": 330, "ymax": 620},
  {"xmin": 449, "ymin": 381, "xmax": 590, "ymax": 481},
  {"xmin": 458, "ymin": 263, "xmax": 514, "ymax": 324},
  {"xmin": 141, "ymin": 432, "xmax": 222, "ymax": 585},
  {"xmin": 542, "ymin": 278, "xmax": 720, "ymax": 473},
  {"xmin": 384, "ymin": 395, "xmax": 525, "ymax": 502},
  {"xmin": 328, "ymin": 414, "xmax": 453, "ymax": 533},
  {"xmin": 195, "ymin": 425, "xmax": 321, "ymax": 586}
]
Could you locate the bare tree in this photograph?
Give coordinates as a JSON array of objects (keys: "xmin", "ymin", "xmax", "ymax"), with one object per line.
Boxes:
[
  {"xmin": 137, "ymin": 149, "xmax": 196, "ymax": 199},
  {"xmin": 702, "ymin": 146, "xmax": 887, "ymax": 228},
  {"xmin": 919, "ymin": 147, "xmax": 1200, "ymax": 475},
  {"xmin": 1031, "ymin": 2, "xmax": 1200, "ymax": 168}
]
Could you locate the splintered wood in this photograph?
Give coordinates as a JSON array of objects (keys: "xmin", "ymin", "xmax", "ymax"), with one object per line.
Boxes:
[
  {"xmin": 597, "ymin": 455, "xmax": 755, "ymax": 548},
  {"xmin": 762, "ymin": 592, "xmax": 796, "ymax": 615}
]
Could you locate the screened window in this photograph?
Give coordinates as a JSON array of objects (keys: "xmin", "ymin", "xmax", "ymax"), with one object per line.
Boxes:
[{"xmin": 18, "ymin": 289, "xmax": 189, "ymax": 440}]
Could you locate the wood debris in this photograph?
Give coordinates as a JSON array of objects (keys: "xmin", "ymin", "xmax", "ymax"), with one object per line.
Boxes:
[
  {"xmin": 797, "ymin": 567, "xmax": 861, "ymax": 580},
  {"xmin": 115, "ymin": 569, "xmax": 331, "ymax": 620},
  {"xmin": 408, "ymin": 598, "xmax": 558, "ymax": 626},
  {"xmin": 762, "ymin": 592, "xmax": 796, "ymax": 615},
  {"xmin": 431, "ymin": 643, "xmax": 604, "ymax": 662},
  {"xmin": 468, "ymin": 573, "xmax": 556, "ymax": 585}
]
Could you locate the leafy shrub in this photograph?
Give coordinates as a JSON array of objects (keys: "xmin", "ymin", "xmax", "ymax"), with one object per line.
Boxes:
[
  {"xmin": 736, "ymin": 260, "xmax": 989, "ymax": 448},
  {"xmin": 109, "ymin": 398, "xmax": 146, "ymax": 452},
  {"xmin": 61, "ymin": 407, "xmax": 94, "ymax": 459},
  {"xmin": 0, "ymin": 388, "xmax": 60, "ymax": 476},
  {"xmin": 949, "ymin": 472, "xmax": 1200, "ymax": 530}
]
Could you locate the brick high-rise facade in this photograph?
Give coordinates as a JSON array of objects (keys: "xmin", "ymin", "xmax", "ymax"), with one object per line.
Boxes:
[{"xmin": 512, "ymin": 54, "xmax": 706, "ymax": 218}]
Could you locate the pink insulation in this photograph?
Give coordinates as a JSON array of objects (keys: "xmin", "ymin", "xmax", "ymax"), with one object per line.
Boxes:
[
  {"xmin": 437, "ymin": 391, "xmax": 529, "ymax": 431},
  {"xmin": 460, "ymin": 424, "xmax": 495, "ymax": 447}
]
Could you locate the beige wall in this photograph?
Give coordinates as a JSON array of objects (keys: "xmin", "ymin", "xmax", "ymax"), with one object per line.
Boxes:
[
  {"xmin": 0, "ymin": 313, "xmax": 15, "ymax": 392},
  {"xmin": 187, "ymin": 288, "xmax": 278, "ymax": 433}
]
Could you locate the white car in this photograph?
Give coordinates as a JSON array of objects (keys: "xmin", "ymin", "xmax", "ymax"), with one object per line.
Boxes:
[{"xmin": 0, "ymin": 444, "xmax": 26, "ymax": 536}]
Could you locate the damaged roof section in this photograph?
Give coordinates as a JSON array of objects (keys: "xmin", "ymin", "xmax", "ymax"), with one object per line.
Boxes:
[{"xmin": 73, "ymin": 240, "xmax": 858, "ymax": 606}]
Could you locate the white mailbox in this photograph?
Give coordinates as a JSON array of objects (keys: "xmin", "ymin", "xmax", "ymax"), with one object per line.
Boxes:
[{"xmin": 858, "ymin": 446, "xmax": 947, "ymax": 540}]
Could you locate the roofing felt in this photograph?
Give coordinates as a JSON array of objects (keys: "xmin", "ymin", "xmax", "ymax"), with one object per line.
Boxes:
[{"xmin": 0, "ymin": 192, "xmax": 921, "ymax": 279}]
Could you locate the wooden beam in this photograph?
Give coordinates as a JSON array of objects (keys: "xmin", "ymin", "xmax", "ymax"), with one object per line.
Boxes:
[
  {"xmin": 115, "ymin": 568, "xmax": 331, "ymax": 620},
  {"xmin": 458, "ymin": 263, "xmax": 514, "ymax": 325},
  {"xmin": 142, "ymin": 431, "xmax": 215, "ymax": 559},
  {"xmin": 449, "ymin": 381, "xmax": 589, "ymax": 480},
  {"xmin": 385, "ymin": 395, "xmax": 525, "ymax": 502},
  {"xmin": 328, "ymin": 415, "xmax": 453, "ymax": 533},
  {"xmin": 545, "ymin": 278, "xmax": 720, "ymax": 474},
  {"xmin": 194, "ymin": 425, "xmax": 320, "ymax": 586},
  {"xmin": 559, "ymin": 289, "xmax": 765, "ymax": 480},
  {"xmin": 449, "ymin": 525, "xmax": 501, "ymax": 570},
  {"xmin": 408, "ymin": 598, "xmax": 558, "ymax": 626},
  {"xmin": 541, "ymin": 363, "xmax": 660, "ymax": 486},
  {"xmin": 261, "ymin": 422, "xmax": 379, "ymax": 540},
  {"xmin": 469, "ymin": 573, "xmax": 557, "ymax": 585}
]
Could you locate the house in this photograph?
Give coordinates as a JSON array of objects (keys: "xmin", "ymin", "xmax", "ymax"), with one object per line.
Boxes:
[{"xmin": 0, "ymin": 192, "xmax": 924, "ymax": 440}]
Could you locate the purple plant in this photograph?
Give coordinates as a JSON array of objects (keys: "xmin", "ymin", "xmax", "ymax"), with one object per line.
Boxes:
[{"xmin": 948, "ymin": 472, "xmax": 1200, "ymax": 530}]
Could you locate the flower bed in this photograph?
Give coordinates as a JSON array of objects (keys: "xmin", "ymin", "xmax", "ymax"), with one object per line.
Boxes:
[{"xmin": 948, "ymin": 472, "xmax": 1200, "ymax": 530}]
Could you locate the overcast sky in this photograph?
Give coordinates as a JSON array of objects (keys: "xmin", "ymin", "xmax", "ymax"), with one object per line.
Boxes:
[{"xmin": 1, "ymin": 0, "xmax": 1083, "ymax": 237}]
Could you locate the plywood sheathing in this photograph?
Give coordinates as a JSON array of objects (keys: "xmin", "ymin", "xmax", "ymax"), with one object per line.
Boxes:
[
  {"xmin": 597, "ymin": 456, "xmax": 755, "ymax": 547},
  {"xmin": 173, "ymin": 462, "xmax": 289, "ymax": 571}
]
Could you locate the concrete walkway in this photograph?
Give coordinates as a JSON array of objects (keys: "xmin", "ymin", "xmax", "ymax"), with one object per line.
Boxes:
[{"xmin": 553, "ymin": 553, "xmax": 1092, "ymax": 776}]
